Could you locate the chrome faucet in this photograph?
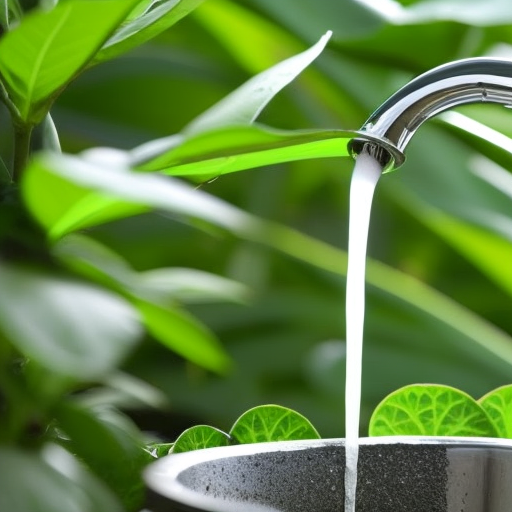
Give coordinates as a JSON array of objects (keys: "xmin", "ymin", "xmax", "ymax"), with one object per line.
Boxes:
[{"xmin": 349, "ymin": 57, "xmax": 512, "ymax": 170}]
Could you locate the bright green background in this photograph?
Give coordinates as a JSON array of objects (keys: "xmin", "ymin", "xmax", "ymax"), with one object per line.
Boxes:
[
  {"xmin": 2, "ymin": 1, "xmax": 512, "ymax": 502},
  {"xmin": 2, "ymin": 0, "xmax": 511, "ymax": 437},
  {"xmin": 69, "ymin": 0, "xmax": 512, "ymax": 439}
]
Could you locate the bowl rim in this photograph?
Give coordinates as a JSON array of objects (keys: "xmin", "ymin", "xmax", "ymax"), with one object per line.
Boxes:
[{"xmin": 144, "ymin": 436, "xmax": 512, "ymax": 511}]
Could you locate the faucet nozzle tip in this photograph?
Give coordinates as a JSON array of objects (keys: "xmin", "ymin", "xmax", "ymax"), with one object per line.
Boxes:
[{"xmin": 348, "ymin": 136, "xmax": 405, "ymax": 172}]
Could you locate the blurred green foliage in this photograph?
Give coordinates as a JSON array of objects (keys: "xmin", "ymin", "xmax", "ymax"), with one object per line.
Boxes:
[{"xmin": 1, "ymin": 0, "xmax": 512, "ymax": 510}]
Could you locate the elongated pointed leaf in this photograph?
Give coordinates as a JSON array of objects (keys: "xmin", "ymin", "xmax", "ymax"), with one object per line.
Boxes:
[
  {"xmin": 21, "ymin": 126, "xmax": 354, "ymax": 237},
  {"xmin": 0, "ymin": 0, "xmax": 139, "ymax": 123},
  {"xmin": 22, "ymin": 152, "xmax": 256, "ymax": 238},
  {"xmin": 93, "ymin": 0, "xmax": 205, "ymax": 65},
  {"xmin": 54, "ymin": 234, "xmax": 250, "ymax": 305},
  {"xmin": 193, "ymin": 0, "xmax": 358, "ymax": 122},
  {"xmin": 21, "ymin": 152, "xmax": 512, "ymax": 380},
  {"xmin": 135, "ymin": 267, "xmax": 251, "ymax": 305},
  {"xmin": 53, "ymin": 234, "xmax": 135, "ymax": 291},
  {"xmin": 125, "ymin": 0, "xmax": 159, "ymax": 21},
  {"xmin": 440, "ymin": 112, "xmax": 512, "ymax": 179},
  {"xmin": 0, "ymin": 263, "xmax": 141, "ymax": 379},
  {"xmin": 356, "ymin": 0, "xmax": 512, "ymax": 26},
  {"xmin": 135, "ymin": 299, "xmax": 231, "ymax": 373},
  {"xmin": 183, "ymin": 30, "xmax": 332, "ymax": 135},
  {"xmin": 41, "ymin": 113, "xmax": 61, "ymax": 152},
  {"xmin": 135, "ymin": 124, "xmax": 354, "ymax": 178},
  {"xmin": 390, "ymin": 184, "xmax": 512, "ymax": 296}
]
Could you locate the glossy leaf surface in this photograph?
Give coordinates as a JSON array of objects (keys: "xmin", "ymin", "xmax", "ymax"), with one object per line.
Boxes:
[
  {"xmin": 171, "ymin": 425, "xmax": 230, "ymax": 453},
  {"xmin": 230, "ymin": 404, "xmax": 320, "ymax": 443},
  {"xmin": 369, "ymin": 384, "xmax": 497, "ymax": 437},
  {"xmin": 0, "ymin": 0, "xmax": 138, "ymax": 122},
  {"xmin": 136, "ymin": 125, "xmax": 354, "ymax": 178},
  {"xmin": 479, "ymin": 385, "xmax": 512, "ymax": 438},
  {"xmin": 183, "ymin": 30, "xmax": 331, "ymax": 134}
]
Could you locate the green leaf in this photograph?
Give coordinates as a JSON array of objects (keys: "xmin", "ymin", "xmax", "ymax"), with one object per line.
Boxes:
[
  {"xmin": 147, "ymin": 442, "xmax": 174, "ymax": 458},
  {"xmin": 0, "ymin": 0, "xmax": 139, "ymax": 123},
  {"xmin": 369, "ymin": 384, "xmax": 497, "ymax": 437},
  {"xmin": 0, "ymin": 0, "xmax": 22, "ymax": 30},
  {"xmin": 41, "ymin": 113, "xmax": 61, "ymax": 152},
  {"xmin": 22, "ymin": 151, "xmax": 256, "ymax": 239},
  {"xmin": 135, "ymin": 267, "xmax": 251, "ymax": 305},
  {"xmin": 21, "ymin": 152, "xmax": 512, "ymax": 383},
  {"xmin": 24, "ymin": 124, "xmax": 353, "ymax": 234},
  {"xmin": 93, "ymin": 0, "xmax": 205, "ymax": 65},
  {"xmin": 171, "ymin": 425, "xmax": 230, "ymax": 453},
  {"xmin": 135, "ymin": 299, "xmax": 231, "ymax": 373},
  {"xmin": 0, "ymin": 444, "xmax": 123, "ymax": 512},
  {"xmin": 439, "ymin": 112, "xmax": 512, "ymax": 187},
  {"xmin": 0, "ymin": 263, "xmax": 141, "ymax": 379},
  {"xmin": 55, "ymin": 401, "xmax": 147, "ymax": 511},
  {"xmin": 183, "ymin": 30, "xmax": 332, "ymax": 135},
  {"xmin": 135, "ymin": 124, "xmax": 354, "ymax": 178},
  {"xmin": 53, "ymin": 235, "xmax": 233, "ymax": 372},
  {"xmin": 479, "ymin": 385, "xmax": 512, "ymax": 438},
  {"xmin": 125, "ymin": 0, "xmax": 160, "ymax": 21},
  {"xmin": 54, "ymin": 233, "xmax": 250, "ymax": 305},
  {"xmin": 53, "ymin": 234, "xmax": 237, "ymax": 372},
  {"xmin": 213, "ymin": 0, "xmax": 382, "ymax": 44},
  {"xmin": 194, "ymin": 0, "xmax": 360, "ymax": 123},
  {"xmin": 229, "ymin": 404, "xmax": 320, "ymax": 443},
  {"xmin": 53, "ymin": 234, "xmax": 135, "ymax": 291},
  {"xmin": 470, "ymin": 155, "xmax": 512, "ymax": 204},
  {"xmin": 359, "ymin": 0, "xmax": 512, "ymax": 26}
]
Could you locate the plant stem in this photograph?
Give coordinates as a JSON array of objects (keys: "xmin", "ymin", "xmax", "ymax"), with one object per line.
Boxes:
[{"xmin": 12, "ymin": 123, "xmax": 33, "ymax": 182}]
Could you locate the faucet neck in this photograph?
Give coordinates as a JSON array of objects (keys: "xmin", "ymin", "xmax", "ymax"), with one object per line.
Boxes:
[{"xmin": 350, "ymin": 58, "xmax": 512, "ymax": 170}]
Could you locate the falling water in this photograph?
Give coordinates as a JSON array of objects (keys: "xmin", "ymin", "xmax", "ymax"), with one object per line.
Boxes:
[{"xmin": 344, "ymin": 146, "xmax": 383, "ymax": 512}]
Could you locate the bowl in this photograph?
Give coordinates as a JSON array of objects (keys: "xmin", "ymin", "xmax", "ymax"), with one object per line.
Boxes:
[{"xmin": 144, "ymin": 436, "xmax": 512, "ymax": 512}]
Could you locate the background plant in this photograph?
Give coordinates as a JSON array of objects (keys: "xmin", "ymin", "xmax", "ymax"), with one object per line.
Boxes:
[{"xmin": 2, "ymin": 0, "xmax": 512, "ymax": 511}]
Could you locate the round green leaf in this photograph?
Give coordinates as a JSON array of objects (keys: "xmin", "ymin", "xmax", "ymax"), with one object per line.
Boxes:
[
  {"xmin": 369, "ymin": 384, "xmax": 497, "ymax": 437},
  {"xmin": 171, "ymin": 425, "xmax": 230, "ymax": 453},
  {"xmin": 479, "ymin": 384, "xmax": 512, "ymax": 438},
  {"xmin": 229, "ymin": 404, "xmax": 320, "ymax": 444}
]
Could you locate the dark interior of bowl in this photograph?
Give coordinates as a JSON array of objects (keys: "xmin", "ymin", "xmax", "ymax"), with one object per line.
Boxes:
[{"xmin": 144, "ymin": 438, "xmax": 512, "ymax": 512}]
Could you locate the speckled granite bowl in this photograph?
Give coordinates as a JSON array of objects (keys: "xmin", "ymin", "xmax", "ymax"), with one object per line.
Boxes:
[{"xmin": 144, "ymin": 436, "xmax": 512, "ymax": 512}]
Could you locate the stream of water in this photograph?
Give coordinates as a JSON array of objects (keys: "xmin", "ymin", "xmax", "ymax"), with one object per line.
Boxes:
[{"xmin": 344, "ymin": 148, "xmax": 383, "ymax": 512}]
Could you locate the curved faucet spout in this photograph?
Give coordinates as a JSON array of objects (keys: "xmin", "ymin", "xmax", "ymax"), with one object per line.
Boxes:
[{"xmin": 349, "ymin": 57, "xmax": 512, "ymax": 170}]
